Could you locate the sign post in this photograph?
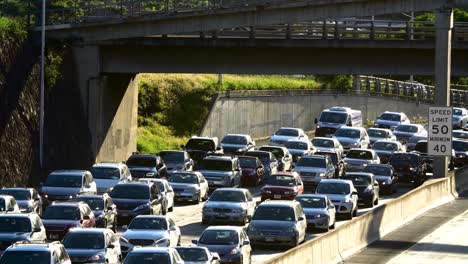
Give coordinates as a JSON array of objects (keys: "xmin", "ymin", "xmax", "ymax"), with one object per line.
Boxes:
[{"xmin": 428, "ymin": 107, "xmax": 453, "ymax": 177}]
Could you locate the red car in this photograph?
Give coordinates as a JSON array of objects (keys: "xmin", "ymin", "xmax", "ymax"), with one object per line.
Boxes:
[
  {"xmin": 239, "ymin": 156, "xmax": 265, "ymax": 186},
  {"xmin": 261, "ymin": 172, "xmax": 304, "ymax": 201}
]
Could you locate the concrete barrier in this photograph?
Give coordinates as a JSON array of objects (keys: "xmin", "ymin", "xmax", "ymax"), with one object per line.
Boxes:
[{"xmin": 268, "ymin": 167, "xmax": 468, "ymax": 264}]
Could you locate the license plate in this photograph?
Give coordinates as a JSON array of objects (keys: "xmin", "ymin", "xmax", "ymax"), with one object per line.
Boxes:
[
  {"xmin": 274, "ymin": 195, "xmax": 282, "ymax": 199},
  {"xmin": 50, "ymin": 234, "xmax": 59, "ymax": 240},
  {"xmin": 265, "ymin": 237, "xmax": 275, "ymax": 242}
]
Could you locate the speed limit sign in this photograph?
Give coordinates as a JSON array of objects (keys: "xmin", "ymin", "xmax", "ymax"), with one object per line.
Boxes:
[{"xmin": 428, "ymin": 107, "xmax": 453, "ymax": 156}]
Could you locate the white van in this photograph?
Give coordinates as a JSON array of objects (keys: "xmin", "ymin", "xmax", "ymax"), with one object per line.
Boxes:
[{"xmin": 315, "ymin": 107, "xmax": 363, "ymax": 137}]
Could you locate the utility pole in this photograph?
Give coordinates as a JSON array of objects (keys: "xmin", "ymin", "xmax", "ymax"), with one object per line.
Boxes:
[{"xmin": 40, "ymin": 0, "xmax": 46, "ymax": 171}]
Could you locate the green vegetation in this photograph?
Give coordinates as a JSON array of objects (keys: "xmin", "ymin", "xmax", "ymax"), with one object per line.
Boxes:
[{"xmin": 0, "ymin": 17, "xmax": 26, "ymax": 41}]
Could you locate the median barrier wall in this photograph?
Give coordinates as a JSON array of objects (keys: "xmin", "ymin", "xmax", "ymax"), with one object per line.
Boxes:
[{"xmin": 268, "ymin": 166, "xmax": 468, "ymax": 264}]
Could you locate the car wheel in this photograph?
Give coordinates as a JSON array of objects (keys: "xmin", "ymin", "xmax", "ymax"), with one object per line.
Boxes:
[
  {"xmin": 177, "ymin": 236, "xmax": 181, "ymax": 246},
  {"xmin": 194, "ymin": 194, "xmax": 201, "ymax": 205},
  {"xmin": 168, "ymin": 203, "xmax": 174, "ymax": 212},
  {"xmin": 374, "ymin": 198, "xmax": 379, "ymax": 206},
  {"xmin": 162, "ymin": 203, "xmax": 167, "ymax": 215},
  {"xmin": 231, "ymin": 179, "xmax": 236, "ymax": 187},
  {"xmin": 353, "ymin": 206, "xmax": 358, "ymax": 217},
  {"xmin": 344, "ymin": 212, "xmax": 353, "ymax": 220},
  {"xmin": 330, "ymin": 220, "xmax": 336, "ymax": 229}
]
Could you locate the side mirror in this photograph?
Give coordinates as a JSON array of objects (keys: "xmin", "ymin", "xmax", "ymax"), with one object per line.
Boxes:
[
  {"xmin": 242, "ymin": 240, "xmax": 250, "ymax": 246},
  {"xmin": 298, "ymin": 216, "xmax": 304, "ymax": 221},
  {"xmin": 32, "ymin": 227, "xmax": 41, "ymax": 233},
  {"xmin": 7, "ymin": 207, "xmax": 14, "ymax": 212},
  {"xmin": 107, "ymin": 206, "xmax": 113, "ymax": 211},
  {"xmin": 248, "ymin": 198, "xmax": 254, "ymax": 202},
  {"xmin": 83, "ymin": 215, "xmax": 90, "ymax": 220},
  {"xmin": 192, "ymin": 240, "xmax": 198, "ymax": 245},
  {"xmin": 216, "ymin": 147, "xmax": 222, "ymax": 151},
  {"xmin": 170, "ymin": 226, "xmax": 177, "ymax": 231},
  {"xmin": 328, "ymin": 205, "xmax": 335, "ymax": 209},
  {"xmin": 352, "ymin": 191, "xmax": 358, "ymax": 195},
  {"xmin": 374, "ymin": 183, "xmax": 379, "ymax": 187},
  {"xmin": 85, "ymin": 185, "xmax": 91, "ymax": 189},
  {"xmin": 107, "ymin": 244, "xmax": 115, "ymax": 249},
  {"xmin": 212, "ymin": 254, "xmax": 220, "ymax": 261},
  {"xmin": 314, "ymin": 118, "xmax": 318, "ymax": 124}
]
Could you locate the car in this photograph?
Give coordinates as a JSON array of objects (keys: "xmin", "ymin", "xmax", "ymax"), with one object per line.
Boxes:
[
  {"xmin": 220, "ymin": 134, "xmax": 256, "ymax": 155},
  {"xmin": 261, "ymin": 172, "xmax": 304, "ymax": 201},
  {"xmin": 315, "ymin": 151, "xmax": 345, "ymax": 178},
  {"xmin": 367, "ymin": 128, "xmax": 397, "ymax": 146},
  {"xmin": 193, "ymin": 226, "xmax": 252, "ymax": 264},
  {"xmin": 126, "ymin": 153, "xmax": 168, "ymax": 180},
  {"xmin": 405, "ymin": 135, "xmax": 427, "ymax": 152},
  {"xmin": 0, "ymin": 241, "xmax": 71, "ymax": 264},
  {"xmin": 389, "ymin": 153, "xmax": 427, "ymax": 187},
  {"xmin": 285, "ymin": 139, "xmax": 316, "ymax": 164},
  {"xmin": 202, "ymin": 188, "xmax": 256, "ymax": 225},
  {"xmin": 372, "ymin": 140, "xmax": 405, "ymax": 164},
  {"xmin": 0, "ymin": 213, "xmax": 47, "ymax": 252},
  {"xmin": 122, "ymin": 247, "xmax": 183, "ymax": 264},
  {"xmin": 393, "ymin": 124, "xmax": 427, "ymax": 145},
  {"xmin": 109, "ymin": 182, "xmax": 163, "ymax": 224},
  {"xmin": 183, "ymin": 136, "xmax": 224, "ymax": 167},
  {"xmin": 70, "ymin": 193, "xmax": 118, "ymax": 231},
  {"xmin": 90, "ymin": 162, "xmax": 132, "ymax": 194},
  {"xmin": 315, "ymin": 179, "xmax": 358, "ymax": 220},
  {"xmin": 452, "ymin": 107, "xmax": 468, "ymax": 129},
  {"xmin": 247, "ymin": 200, "xmax": 307, "ymax": 247},
  {"xmin": 315, "ymin": 106, "xmax": 363, "ymax": 137},
  {"xmin": 453, "ymin": 139, "xmax": 468, "ymax": 168},
  {"xmin": 0, "ymin": 188, "xmax": 42, "ymax": 215},
  {"xmin": 244, "ymin": 150, "xmax": 279, "ymax": 180},
  {"xmin": 62, "ymin": 228, "xmax": 121, "ymax": 264},
  {"xmin": 42, "ymin": 202, "xmax": 95, "ymax": 241},
  {"xmin": 238, "ymin": 156, "xmax": 265, "ymax": 186},
  {"xmin": 269, "ymin": 127, "xmax": 308, "ymax": 146},
  {"xmin": 343, "ymin": 149, "xmax": 381, "ymax": 172},
  {"xmin": 453, "ymin": 130, "xmax": 468, "ymax": 140},
  {"xmin": 120, "ymin": 215, "xmax": 181, "ymax": 255},
  {"xmin": 412, "ymin": 140, "xmax": 455, "ymax": 172},
  {"xmin": 333, "ymin": 127, "xmax": 370, "ymax": 152},
  {"xmin": 40, "ymin": 170, "xmax": 97, "ymax": 205},
  {"xmin": 464, "ymin": 122, "xmax": 468, "ymax": 131},
  {"xmin": 363, "ymin": 164, "xmax": 397, "ymax": 195},
  {"xmin": 312, "ymin": 137, "xmax": 344, "ymax": 157},
  {"xmin": 295, "ymin": 194, "xmax": 336, "ymax": 231},
  {"xmin": 159, "ymin": 150, "xmax": 194, "ymax": 173},
  {"xmin": 293, "ymin": 155, "xmax": 335, "ymax": 185},
  {"xmin": 342, "ymin": 173, "xmax": 379, "ymax": 208},
  {"xmin": 197, "ymin": 156, "xmax": 242, "ymax": 189},
  {"xmin": 374, "ymin": 111, "xmax": 410, "ymax": 130},
  {"xmin": 168, "ymin": 171, "xmax": 209, "ymax": 204},
  {"xmin": 138, "ymin": 178, "xmax": 175, "ymax": 215},
  {"xmin": 258, "ymin": 145, "xmax": 293, "ymax": 171},
  {"xmin": 0, "ymin": 195, "xmax": 20, "ymax": 213},
  {"xmin": 175, "ymin": 246, "xmax": 221, "ymax": 264}
]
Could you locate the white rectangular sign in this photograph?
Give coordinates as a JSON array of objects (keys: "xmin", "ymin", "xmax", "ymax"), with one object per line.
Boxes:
[{"xmin": 428, "ymin": 107, "xmax": 453, "ymax": 156}]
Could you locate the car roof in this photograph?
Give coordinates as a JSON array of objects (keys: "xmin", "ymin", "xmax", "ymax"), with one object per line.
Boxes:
[
  {"xmin": 368, "ymin": 127, "xmax": 390, "ymax": 131},
  {"xmin": 286, "ymin": 139, "xmax": 310, "ymax": 143},
  {"xmin": 313, "ymin": 137, "xmax": 334, "ymax": 141},
  {"xmin": 49, "ymin": 202, "xmax": 82, "ymax": 207},
  {"xmin": 130, "ymin": 247, "xmax": 172, "ymax": 253},
  {"xmin": 300, "ymin": 155, "xmax": 326, "ymax": 159},
  {"xmin": 258, "ymin": 200, "xmax": 299, "ymax": 207},
  {"xmin": 129, "ymin": 153, "xmax": 157, "ymax": 158},
  {"xmin": 296, "ymin": 194, "xmax": 328, "ymax": 199},
  {"xmin": 190, "ymin": 136, "xmax": 218, "ymax": 141},
  {"xmin": 382, "ymin": 111, "xmax": 404, "ymax": 115},
  {"xmin": 338, "ymin": 126, "xmax": 363, "ymax": 131},
  {"xmin": 204, "ymin": 226, "xmax": 243, "ymax": 232},
  {"xmin": 344, "ymin": 172, "xmax": 374, "ymax": 177},
  {"xmin": 319, "ymin": 179, "xmax": 352, "ymax": 185},
  {"xmin": 1, "ymin": 188, "xmax": 33, "ymax": 191},
  {"xmin": 224, "ymin": 134, "xmax": 250, "ymax": 138},
  {"xmin": 116, "ymin": 182, "xmax": 151, "ymax": 187},
  {"xmin": 271, "ymin": 172, "xmax": 298, "ymax": 177},
  {"xmin": 133, "ymin": 215, "xmax": 168, "ymax": 220},
  {"xmin": 213, "ymin": 188, "xmax": 247, "ymax": 193},
  {"xmin": 160, "ymin": 150, "xmax": 185, "ymax": 154},
  {"xmin": 175, "ymin": 246, "xmax": 209, "ymax": 252},
  {"xmin": 6, "ymin": 242, "xmax": 58, "ymax": 252},
  {"xmin": 204, "ymin": 156, "xmax": 234, "ymax": 161},
  {"xmin": 0, "ymin": 213, "xmax": 34, "ymax": 218},
  {"xmin": 93, "ymin": 162, "xmax": 125, "ymax": 169},
  {"xmin": 278, "ymin": 127, "xmax": 302, "ymax": 131},
  {"xmin": 68, "ymin": 228, "xmax": 109, "ymax": 234},
  {"xmin": 75, "ymin": 194, "xmax": 106, "ymax": 199},
  {"xmin": 374, "ymin": 140, "xmax": 399, "ymax": 144},
  {"xmin": 49, "ymin": 170, "xmax": 88, "ymax": 176},
  {"xmin": 348, "ymin": 148, "xmax": 374, "ymax": 152},
  {"xmin": 365, "ymin": 164, "xmax": 393, "ymax": 168},
  {"xmin": 0, "ymin": 195, "xmax": 14, "ymax": 200}
]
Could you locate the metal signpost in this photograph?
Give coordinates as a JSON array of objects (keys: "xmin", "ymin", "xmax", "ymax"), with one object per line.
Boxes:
[{"xmin": 428, "ymin": 107, "xmax": 453, "ymax": 159}]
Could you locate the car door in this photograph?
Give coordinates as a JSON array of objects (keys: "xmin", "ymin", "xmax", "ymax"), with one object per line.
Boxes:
[
  {"xmin": 108, "ymin": 232, "xmax": 120, "ymax": 263},
  {"xmin": 296, "ymin": 176, "xmax": 304, "ymax": 194},
  {"xmin": 31, "ymin": 215, "xmax": 46, "ymax": 241},
  {"xmin": 295, "ymin": 204, "xmax": 307, "ymax": 240},
  {"xmin": 168, "ymin": 218, "xmax": 180, "ymax": 246},
  {"xmin": 199, "ymin": 174, "xmax": 208, "ymax": 198},
  {"xmin": 164, "ymin": 181, "xmax": 174, "ymax": 209},
  {"xmin": 245, "ymin": 191, "xmax": 256, "ymax": 217},
  {"xmin": 327, "ymin": 198, "xmax": 336, "ymax": 224},
  {"xmin": 239, "ymin": 230, "xmax": 251, "ymax": 260},
  {"xmin": 372, "ymin": 176, "xmax": 379, "ymax": 198},
  {"xmin": 150, "ymin": 185, "xmax": 161, "ymax": 214}
]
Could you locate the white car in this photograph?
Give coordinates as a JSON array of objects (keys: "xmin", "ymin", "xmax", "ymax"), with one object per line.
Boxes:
[
  {"xmin": 168, "ymin": 171, "xmax": 209, "ymax": 204},
  {"xmin": 138, "ymin": 178, "xmax": 175, "ymax": 214},
  {"xmin": 312, "ymin": 137, "xmax": 344, "ymax": 157},
  {"xmin": 285, "ymin": 139, "xmax": 316, "ymax": 164},
  {"xmin": 0, "ymin": 195, "xmax": 20, "ymax": 213},
  {"xmin": 372, "ymin": 140, "xmax": 405, "ymax": 164},
  {"xmin": 0, "ymin": 241, "xmax": 71, "ymax": 264},
  {"xmin": 295, "ymin": 194, "xmax": 336, "ymax": 231},
  {"xmin": 333, "ymin": 127, "xmax": 370, "ymax": 152},
  {"xmin": 120, "ymin": 215, "xmax": 181, "ymax": 255},
  {"xmin": 453, "ymin": 107, "xmax": 468, "ymax": 129},
  {"xmin": 367, "ymin": 128, "xmax": 397, "ymax": 146},
  {"xmin": 316, "ymin": 179, "xmax": 358, "ymax": 220},
  {"xmin": 269, "ymin": 127, "xmax": 308, "ymax": 146},
  {"xmin": 90, "ymin": 162, "xmax": 132, "ymax": 194},
  {"xmin": 344, "ymin": 149, "xmax": 381, "ymax": 172},
  {"xmin": 123, "ymin": 247, "xmax": 183, "ymax": 264}
]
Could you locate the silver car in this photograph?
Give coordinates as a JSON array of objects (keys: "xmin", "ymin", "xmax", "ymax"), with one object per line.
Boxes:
[
  {"xmin": 312, "ymin": 137, "xmax": 344, "ymax": 157},
  {"xmin": 0, "ymin": 188, "xmax": 42, "ymax": 215},
  {"xmin": 453, "ymin": 107, "xmax": 468, "ymax": 129},
  {"xmin": 159, "ymin": 150, "xmax": 194, "ymax": 173},
  {"xmin": 91, "ymin": 162, "xmax": 132, "ymax": 194},
  {"xmin": 202, "ymin": 188, "xmax": 256, "ymax": 225},
  {"xmin": 269, "ymin": 127, "xmax": 308, "ymax": 146},
  {"xmin": 294, "ymin": 155, "xmax": 335, "ymax": 185},
  {"xmin": 0, "ymin": 213, "xmax": 47, "ymax": 252},
  {"xmin": 367, "ymin": 128, "xmax": 397, "ymax": 146},
  {"xmin": 175, "ymin": 246, "xmax": 221, "ymax": 264},
  {"xmin": 393, "ymin": 124, "xmax": 428, "ymax": 145},
  {"xmin": 374, "ymin": 111, "xmax": 410, "ymax": 130},
  {"xmin": 333, "ymin": 127, "xmax": 370, "ymax": 152},
  {"xmin": 315, "ymin": 179, "xmax": 358, "ymax": 220},
  {"xmin": 168, "ymin": 171, "xmax": 209, "ymax": 204},
  {"xmin": 295, "ymin": 194, "xmax": 336, "ymax": 231},
  {"xmin": 220, "ymin": 134, "xmax": 256, "ymax": 156},
  {"xmin": 372, "ymin": 140, "xmax": 405, "ymax": 164},
  {"xmin": 284, "ymin": 139, "xmax": 316, "ymax": 164},
  {"xmin": 344, "ymin": 149, "xmax": 381, "ymax": 172}
]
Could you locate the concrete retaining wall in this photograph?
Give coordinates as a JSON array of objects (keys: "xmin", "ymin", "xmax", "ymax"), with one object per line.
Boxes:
[
  {"xmin": 200, "ymin": 90, "xmax": 431, "ymax": 139},
  {"xmin": 268, "ymin": 167, "xmax": 468, "ymax": 264}
]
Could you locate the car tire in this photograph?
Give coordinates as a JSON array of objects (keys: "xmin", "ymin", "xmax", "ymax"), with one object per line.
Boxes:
[
  {"xmin": 177, "ymin": 236, "xmax": 181, "ymax": 246},
  {"xmin": 168, "ymin": 203, "xmax": 174, "ymax": 212},
  {"xmin": 353, "ymin": 206, "xmax": 358, "ymax": 217},
  {"xmin": 330, "ymin": 221, "xmax": 336, "ymax": 229},
  {"xmin": 344, "ymin": 212, "xmax": 353, "ymax": 220},
  {"xmin": 374, "ymin": 198, "xmax": 379, "ymax": 206},
  {"xmin": 202, "ymin": 218, "xmax": 209, "ymax": 225},
  {"xmin": 162, "ymin": 203, "xmax": 167, "ymax": 215}
]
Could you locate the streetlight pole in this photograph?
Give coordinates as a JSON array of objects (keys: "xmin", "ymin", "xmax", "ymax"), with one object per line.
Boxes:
[{"xmin": 40, "ymin": 0, "xmax": 45, "ymax": 171}]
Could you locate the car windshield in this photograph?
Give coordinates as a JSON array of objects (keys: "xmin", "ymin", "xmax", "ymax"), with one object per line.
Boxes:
[
  {"xmin": 259, "ymin": 147, "xmax": 284, "ymax": 159},
  {"xmin": 176, "ymin": 248, "xmax": 209, "ymax": 262},
  {"xmin": 389, "ymin": 154, "xmax": 418, "ymax": 165},
  {"xmin": 267, "ymin": 175, "xmax": 296, "ymax": 186},
  {"xmin": 44, "ymin": 174, "xmax": 82, "ymax": 188},
  {"xmin": 363, "ymin": 166, "xmax": 392, "ymax": 176},
  {"xmin": 296, "ymin": 197, "xmax": 326, "ymax": 209},
  {"xmin": 335, "ymin": 129, "xmax": 360, "ymax": 138},
  {"xmin": 0, "ymin": 190, "xmax": 30, "ymax": 200},
  {"xmin": 368, "ymin": 129, "xmax": 388, "ymax": 138},
  {"xmin": 63, "ymin": 233, "xmax": 104, "ymax": 249},
  {"xmin": 379, "ymin": 113, "xmax": 401, "ymax": 121},
  {"xmin": 239, "ymin": 157, "xmax": 257, "ymax": 168},
  {"xmin": 71, "ymin": 197, "xmax": 104, "ymax": 211},
  {"xmin": 0, "ymin": 251, "xmax": 50, "ymax": 264},
  {"xmin": 316, "ymin": 182, "xmax": 350, "ymax": 195},
  {"xmin": 312, "ymin": 138, "xmax": 334, "ymax": 148},
  {"xmin": 199, "ymin": 160, "xmax": 232, "ymax": 171},
  {"xmin": 320, "ymin": 112, "xmax": 348, "ymax": 124},
  {"xmin": 126, "ymin": 157, "xmax": 156, "ymax": 167},
  {"xmin": 414, "ymin": 142, "xmax": 428, "ymax": 153},
  {"xmin": 296, "ymin": 157, "xmax": 326, "ymax": 168},
  {"xmin": 453, "ymin": 131, "xmax": 468, "ymax": 140},
  {"xmin": 453, "ymin": 141, "xmax": 468, "ymax": 151},
  {"xmin": 159, "ymin": 152, "xmax": 184, "ymax": 163},
  {"xmin": 199, "ymin": 230, "xmax": 239, "ymax": 245},
  {"xmin": 0, "ymin": 217, "xmax": 31, "ymax": 232},
  {"xmin": 396, "ymin": 125, "xmax": 418, "ymax": 133},
  {"xmin": 453, "ymin": 109, "xmax": 463, "ymax": 116},
  {"xmin": 373, "ymin": 142, "xmax": 398, "ymax": 151},
  {"xmin": 346, "ymin": 150, "xmax": 373, "ymax": 160},
  {"xmin": 129, "ymin": 218, "xmax": 167, "ymax": 230},
  {"xmin": 209, "ymin": 191, "xmax": 245, "ymax": 202},
  {"xmin": 90, "ymin": 167, "xmax": 120, "ymax": 180},
  {"xmin": 316, "ymin": 152, "xmax": 338, "ymax": 163},
  {"xmin": 43, "ymin": 206, "xmax": 80, "ymax": 220},
  {"xmin": 185, "ymin": 139, "xmax": 215, "ymax": 151},
  {"xmin": 169, "ymin": 173, "xmax": 198, "ymax": 184},
  {"xmin": 252, "ymin": 206, "xmax": 296, "ymax": 221},
  {"xmin": 275, "ymin": 129, "xmax": 299, "ymax": 137},
  {"xmin": 343, "ymin": 175, "xmax": 371, "ymax": 186},
  {"xmin": 285, "ymin": 141, "xmax": 308, "ymax": 150},
  {"xmin": 222, "ymin": 136, "xmax": 247, "ymax": 145},
  {"xmin": 124, "ymin": 253, "xmax": 170, "ymax": 264},
  {"xmin": 246, "ymin": 152, "xmax": 271, "ymax": 163},
  {"xmin": 110, "ymin": 185, "xmax": 149, "ymax": 200}
]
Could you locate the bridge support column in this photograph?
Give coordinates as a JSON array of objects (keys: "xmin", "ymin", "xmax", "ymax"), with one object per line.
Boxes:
[{"xmin": 433, "ymin": 7, "xmax": 453, "ymax": 178}]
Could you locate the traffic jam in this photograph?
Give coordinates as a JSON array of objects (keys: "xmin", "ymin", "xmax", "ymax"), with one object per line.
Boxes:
[{"xmin": 0, "ymin": 106, "xmax": 467, "ymax": 264}]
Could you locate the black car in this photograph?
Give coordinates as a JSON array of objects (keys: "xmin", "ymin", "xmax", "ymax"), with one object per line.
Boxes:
[
  {"xmin": 453, "ymin": 139, "xmax": 468, "ymax": 168},
  {"xmin": 70, "ymin": 193, "xmax": 118, "ymax": 231},
  {"xmin": 258, "ymin": 146, "xmax": 293, "ymax": 171},
  {"xmin": 315, "ymin": 151, "xmax": 345, "ymax": 178},
  {"xmin": 342, "ymin": 172, "xmax": 379, "ymax": 208},
  {"xmin": 363, "ymin": 164, "xmax": 397, "ymax": 195},
  {"xmin": 412, "ymin": 140, "xmax": 455, "ymax": 171},
  {"xmin": 126, "ymin": 153, "xmax": 169, "ymax": 179},
  {"xmin": 389, "ymin": 153, "xmax": 427, "ymax": 187},
  {"xmin": 183, "ymin": 137, "xmax": 223, "ymax": 168},
  {"xmin": 109, "ymin": 182, "xmax": 163, "ymax": 224},
  {"xmin": 244, "ymin": 150, "xmax": 279, "ymax": 179}
]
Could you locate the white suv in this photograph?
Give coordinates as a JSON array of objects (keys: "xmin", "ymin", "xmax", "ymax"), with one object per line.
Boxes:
[
  {"xmin": 0, "ymin": 241, "xmax": 71, "ymax": 263},
  {"xmin": 316, "ymin": 179, "xmax": 358, "ymax": 220},
  {"xmin": 91, "ymin": 162, "xmax": 132, "ymax": 194}
]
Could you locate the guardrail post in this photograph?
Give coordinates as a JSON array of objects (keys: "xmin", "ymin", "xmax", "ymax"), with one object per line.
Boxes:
[
  {"xmin": 322, "ymin": 20, "xmax": 327, "ymax": 39},
  {"xmin": 366, "ymin": 77, "xmax": 371, "ymax": 92},
  {"xmin": 286, "ymin": 24, "xmax": 291, "ymax": 40},
  {"xmin": 335, "ymin": 21, "xmax": 340, "ymax": 39},
  {"xmin": 249, "ymin": 26, "xmax": 255, "ymax": 39},
  {"xmin": 375, "ymin": 79, "xmax": 381, "ymax": 93},
  {"xmin": 370, "ymin": 20, "xmax": 375, "ymax": 40},
  {"xmin": 353, "ymin": 75, "xmax": 361, "ymax": 91}
]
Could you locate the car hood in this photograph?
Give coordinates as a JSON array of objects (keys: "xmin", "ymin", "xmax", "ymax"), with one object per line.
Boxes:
[
  {"xmin": 249, "ymin": 220, "xmax": 295, "ymax": 230},
  {"xmin": 41, "ymin": 186, "xmax": 81, "ymax": 195},
  {"xmin": 376, "ymin": 120, "xmax": 400, "ymax": 126},
  {"xmin": 294, "ymin": 166, "xmax": 325, "ymax": 173},
  {"xmin": 317, "ymin": 193, "xmax": 346, "ymax": 201},
  {"xmin": 303, "ymin": 208, "xmax": 328, "ymax": 215},
  {"xmin": 375, "ymin": 176, "xmax": 392, "ymax": 182},
  {"xmin": 315, "ymin": 146, "xmax": 335, "ymax": 153},
  {"xmin": 112, "ymin": 198, "xmax": 149, "ymax": 210},
  {"xmin": 196, "ymin": 244, "xmax": 238, "ymax": 256},
  {"xmin": 271, "ymin": 135, "xmax": 299, "ymax": 142},
  {"xmin": 204, "ymin": 201, "xmax": 245, "ymax": 210},
  {"xmin": 0, "ymin": 233, "xmax": 31, "ymax": 241},
  {"xmin": 199, "ymin": 170, "xmax": 233, "ymax": 177},
  {"xmin": 122, "ymin": 229, "xmax": 169, "ymax": 240},
  {"xmin": 66, "ymin": 249, "xmax": 104, "ymax": 259},
  {"xmin": 334, "ymin": 137, "xmax": 359, "ymax": 144},
  {"xmin": 95, "ymin": 179, "xmax": 120, "ymax": 189}
]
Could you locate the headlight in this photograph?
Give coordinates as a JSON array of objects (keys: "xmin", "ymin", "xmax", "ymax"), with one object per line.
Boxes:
[
  {"xmin": 146, "ymin": 172, "xmax": 155, "ymax": 177},
  {"xmin": 236, "ymin": 148, "xmax": 246, "ymax": 153},
  {"xmin": 315, "ymin": 214, "xmax": 322, "ymax": 218},
  {"xmin": 133, "ymin": 203, "xmax": 150, "ymax": 211},
  {"xmin": 319, "ymin": 173, "xmax": 325, "ymax": 177},
  {"xmin": 44, "ymin": 194, "xmax": 48, "ymax": 198},
  {"xmin": 363, "ymin": 164, "xmax": 368, "ymax": 167},
  {"xmin": 154, "ymin": 238, "xmax": 170, "ymax": 247},
  {"xmin": 88, "ymin": 253, "xmax": 105, "ymax": 261},
  {"xmin": 382, "ymin": 181, "xmax": 386, "ymax": 185},
  {"xmin": 230, "ymin": 248, "xmax": 239, "ymax": 255},
  {"xmin": 343, "ymin": 197, "xmax": 352, "ymax": 203},
  {"xmin": 409, "ymin": 167, "xmax": 414, "ymax": 171},
  {"xmin": 263, "ymin": 190, "xmax": 272, "ymax": 194}
]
